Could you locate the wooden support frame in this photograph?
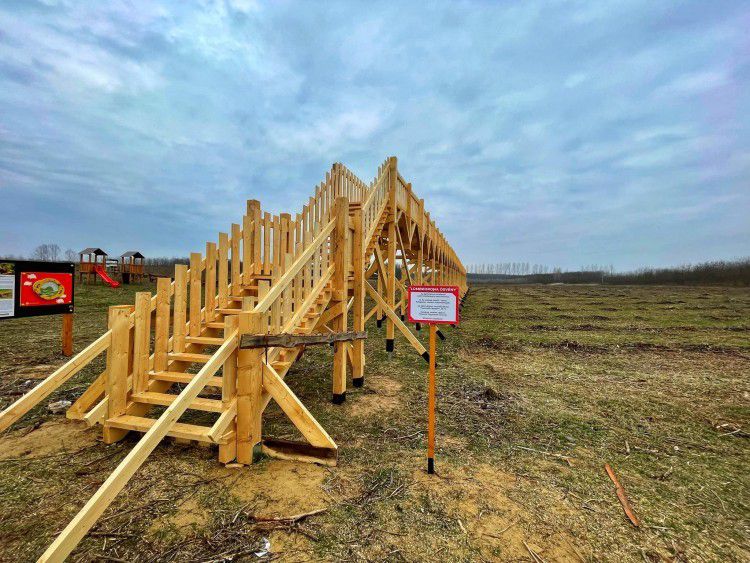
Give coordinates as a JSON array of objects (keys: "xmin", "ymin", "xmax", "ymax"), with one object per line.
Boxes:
[{"xmin": 17, "ymin": 155, "xmax": 467, "ymax": 561}]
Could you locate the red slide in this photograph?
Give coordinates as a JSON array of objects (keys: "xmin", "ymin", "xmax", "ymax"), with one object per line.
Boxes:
[{"xmin": 94, "ymin": 265, "xmax": 121, "ymax": 288}]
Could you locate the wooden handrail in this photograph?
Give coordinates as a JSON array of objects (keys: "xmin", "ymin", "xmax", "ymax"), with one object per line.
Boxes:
[
  {"xmin": 253, "ymin": 218, "xmax": 335, "ymax": 315},
  {"xmin": 0, "ymin": 331, "xmax": 112, "ymax": 433}
]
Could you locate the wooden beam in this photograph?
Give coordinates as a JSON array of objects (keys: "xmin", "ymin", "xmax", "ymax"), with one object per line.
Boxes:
[
  {"xmin": 0, "ymin": 331, "xmax": 110, "ymax": 433},
  {"xmin": 241, "ymin": 331, "xmax": 366, "ymax": 349},
  {"xmin": 365, "ymin": 281, "xmax": 427, "ymax": 359},
  {"xmin": 262, "ymin": 362, "xmax": 337, "ymax": 449}
]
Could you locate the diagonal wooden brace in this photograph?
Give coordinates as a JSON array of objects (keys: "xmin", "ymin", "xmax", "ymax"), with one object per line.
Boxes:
[
  {"xmin": 262, "ymin": 362, "xmax": 337, "ymax": 449},
  {"xmin": 365, "ymin": 281, "xmax": 428, "ymax": 361}
]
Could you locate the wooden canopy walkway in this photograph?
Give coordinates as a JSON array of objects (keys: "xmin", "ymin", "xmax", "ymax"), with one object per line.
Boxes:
[{"xmin": 0, "ymin": 156, "xmax": 466, "ymax": 561}]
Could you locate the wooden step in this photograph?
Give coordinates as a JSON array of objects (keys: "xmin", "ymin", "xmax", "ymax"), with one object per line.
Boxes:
[
  {"xmin": 205, "ymin": 321, "xmax": 226, "ymax": 329},
  {"xmin": 168, "ymin": 352, "xmax": 212, "ymax": 363},
  {"xmin": 106, "ymin": 415, "xmax": 229, "ymax": 444},
  {"xmin": 131, "ymin": 391, "xmax": 224, "ymax": 413},
  {"xmin": 216, "ymin": 308, "xmax": 242, "ymax": 315},
  {"xmin": 185, "ymin": 336, "xmax": 225, "ymax": 346},
  {"xmin": 150, "ymin": 371, "xmax": 223, "ymax": 388}
]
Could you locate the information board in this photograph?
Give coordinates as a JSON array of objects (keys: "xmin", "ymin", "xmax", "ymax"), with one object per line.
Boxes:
[
  {"xmin": 0, "ymin": 260, "xmax": 75, "ymax": 320},
  {"xmin": 407, "ymin": 285, "xmax": 460, "ymax": 325}
]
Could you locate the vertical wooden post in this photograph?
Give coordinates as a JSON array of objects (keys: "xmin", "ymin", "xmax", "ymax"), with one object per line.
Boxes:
[
  {"xmin": 219, "ymin": 315, "xmax": 238, "ymax": 464},
  {"xmin": 61, "ymin": 313, "xmax": 73, "ymax": 357},
  {"xmin": 332, "ymin": 196, "xmax": 349, "ymax": 403},
  {"xmin": 154, "ymin": 277, "xmax": 170, "ymax": 373},
  {"xmin": 386, "ymin": 157, "xmax": 397, "ymax": 352},
  {"xmin": 237, "ymin": 306, "xmax": 262, "ymax": 464},
  {"xmin": 351, "ymin": 207, "xmax": 365, "ymax": 386},
  {"xmin": 205, "ymin": 242, "xmax": 217, "ymax": 321},
  {"xmin": 231, "ymin": 223, "xmax": 241, "ymax": 296},
  {"xmin": 173, "ymin": 265, "xmax": 187, "ymax": 353},
  {"xmin": 242, "ymin": 206, "xmax": 253, "ymax": 285},
  {"xmin": 428, "ymin": 323, "xmax": 437, "ymax": 474},
  {"xmin": 218, "ymin": 232, "xmax": 229, "ymax": 309},
  {"xmin": 132, "ymin": 292, "xmax": 152, "ymax": 394},
  {"xmin": 189, "ymin": 252, "xmax": 202, "ymax": 337},
  {"xmin": 415, "ymin": 240, "xmax": 424, "ymax": 331},
  {"xmin": 376, "ymin": 271, "xmax": 384, "ymax": 327},
  {"xmin": 103, "ymin": 305, "xmax": 132, "ymax": 444}
]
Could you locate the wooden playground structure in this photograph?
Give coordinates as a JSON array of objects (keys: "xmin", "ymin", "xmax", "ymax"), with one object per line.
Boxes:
[
  {"xmin": 0, "ymin": 157, "xmax": 466, "ymax": 561},
  {"xmin": 77, "ymin": 247, "xmax": 109, "ymax": 284},
  {"xmin": 119, "ymin": 251, "xmax": 146, "ymax": 283},
  {"xmin": 78, "ymin": 249, "xmax": 147, "ymax": 285}
]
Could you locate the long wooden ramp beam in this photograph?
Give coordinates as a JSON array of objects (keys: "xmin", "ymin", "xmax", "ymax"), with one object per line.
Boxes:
[{"xmin": 37, "ymin": 331, "xmax": 238, "ymax": 563}]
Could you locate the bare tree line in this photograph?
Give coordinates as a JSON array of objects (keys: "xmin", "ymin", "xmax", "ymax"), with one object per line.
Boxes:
[
  {"xmin": 469, "ymin": 258, "xmax": 750, "ymax": 286},
  {"xmin": 469, "ymin": 262, "xmax": 615, "ymax": 275}
]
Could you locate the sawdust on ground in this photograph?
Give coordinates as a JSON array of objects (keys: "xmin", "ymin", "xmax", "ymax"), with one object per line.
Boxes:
[{"xmin": 0, "ymin": 419, "xmax": 100, "ymax": 459}]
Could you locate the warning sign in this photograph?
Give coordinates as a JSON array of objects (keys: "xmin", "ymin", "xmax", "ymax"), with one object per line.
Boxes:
[{"xmin": 407, "ymin": 285, "xmax": 460, "ymax": 325}]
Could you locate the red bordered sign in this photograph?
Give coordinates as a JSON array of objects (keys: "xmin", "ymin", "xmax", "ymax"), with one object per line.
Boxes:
[{"xmin": 407, "ymin": 285, "xmax": 460, "ymax": 325}]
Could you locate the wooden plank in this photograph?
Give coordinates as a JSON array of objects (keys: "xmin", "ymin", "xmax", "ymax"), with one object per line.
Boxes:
[
  {"xmin": 219, "ymin": 315, "xmax": 238, "ymax": 463},
  {"xmin": 132, "ymin": 292, "xmax": 152, "ymax": 394},
  {"xmin": 154, "ymin": 278, "xmax": 171, "ymax": 373},
  {"xmin": 241, "ymin": 331, "xmax": 366, "ymax": 349},
  {"xmin": 168, "ymin": 352, "xmax": 212, "ymax": 363},
  {"xmin": 237, "ymin": 310, "xmax": 262, "ymax": 464},
  {"xmin": 231, "ymin": 223, "xmax": 241, "ymax": 295},
  {"xmin": 252, "ymin": 201, "xmax": 262, "ymax": 275},
  {"xmin": 209, "ymin": 398, "xmax": 237, "ymax": 442},
  {"xmin": 0, "ymin": 331, "xmax": 110, "ymax": 433},
  {"xmin": 205, "ymin": 242, "xmax": 217, "ymax": 320},
  {"xmin": 103, "ymin": 306, "xmax": 132, "ymax": 444},
  {"xmin": 262, "ymin": 438, "xmax": 337, "ymax": 467},
  {"xmin": 351, "ymin": 208, "xmax": 365, "ymax": 381},
  {"xmin": 150, "ymin": 371, "xmax": 223, "ymax": 388},
  {"xmin": 262, "ymin": 362, "xmax": 336, "ymax": 449},
  {"xmin": 189, "ymin": 252, "xmax": 202, "ymax": 337},
  {"xmin": 331, "ymin": 197, "xmax": 348, "ymax": 399},
  {"xmin": 61, "ymin": 313, "xmax": 73, "ymax": 357},
  {"xmin": 218, "ymin": 232, "xmax": 229, "ymax": 308},
  {"xmin": 242, "ymin": 212, "xmax": 253, "ymax": 285},
  {"xmin": 105, "ymin": 415, "xmax": 218, "ymax": 443},
  {"xmin": 66, "ymin": 369, "xmax": 106, "ymax": 420},
  {"xmin": 37, "ymin": 330, "xmax": 238, "ymax": 562},
  {"xmin": 173, "ymin": 265, "xmax": 187, "ymax": 353},
  {"xmin": 263, "ymin": 211, "xmax": 271, "ymax": 275},
  {"xmin": 131, "ymin": 391, "xmax": 224, "ymax": 413}
]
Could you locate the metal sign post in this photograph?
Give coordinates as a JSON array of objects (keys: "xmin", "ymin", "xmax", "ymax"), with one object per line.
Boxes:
[{"xmin": 407, "ymin": 285, "xmax": 460, "ymax": 474}]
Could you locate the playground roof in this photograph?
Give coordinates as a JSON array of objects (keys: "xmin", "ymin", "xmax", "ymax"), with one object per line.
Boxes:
[
  {"xmin": 80, "ymin": 247, "xmax": 107, "ymax": 255},
  {"xmin": 120, "ymin": 251, "xmax": 144, "ymax": 258}
]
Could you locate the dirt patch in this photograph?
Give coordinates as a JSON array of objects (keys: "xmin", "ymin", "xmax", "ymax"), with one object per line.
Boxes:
[
  {"xmin": 222, "ymin": 460, "xmax": 330, "ymax": 518},
  {"xmin": 0, "ymin": 419, "xmax": 100, "ymax": 459},
  {"xmin": 411, "ymin": 462, "xmax": 583, "ymax": 561},
  {"xmin": 348, "ymin": 375, "xmax": 403, "ymax": 417}
]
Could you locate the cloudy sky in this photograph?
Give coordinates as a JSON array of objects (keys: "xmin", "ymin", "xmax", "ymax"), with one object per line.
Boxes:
[{"xmin": 1, "ymin": 1, "xmax": 748, "ymax": 271}]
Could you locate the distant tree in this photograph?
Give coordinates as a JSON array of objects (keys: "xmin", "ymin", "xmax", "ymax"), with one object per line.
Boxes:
[
  {"xmin": 32, "ymin": 243, "xmax": 61, "ymax": 262},
  {"xmin": 64, "ymin": 248, "xmax": 77, "ymax": 262}
]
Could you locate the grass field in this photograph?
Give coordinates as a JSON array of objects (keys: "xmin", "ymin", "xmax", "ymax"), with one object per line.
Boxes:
[{"xmin": 0, "ymin": 282, "xmax": 748, "ymax": 562}]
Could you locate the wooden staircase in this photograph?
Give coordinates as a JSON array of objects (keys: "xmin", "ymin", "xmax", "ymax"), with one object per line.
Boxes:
[{"xmin": 2, "ymin": 156, "xmax": 468, "ymax": 562}]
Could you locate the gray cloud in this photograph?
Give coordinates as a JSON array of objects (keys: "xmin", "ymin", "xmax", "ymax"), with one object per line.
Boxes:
[{"xmin": 0, "ymin": 0, "xmax": 748, "ymax": 269}]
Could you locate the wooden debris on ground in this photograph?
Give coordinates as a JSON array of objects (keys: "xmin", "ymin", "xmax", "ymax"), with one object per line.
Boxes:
[{"xmin": 604, "ymin": 463, "xmax": 640, "ymax": 527}]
